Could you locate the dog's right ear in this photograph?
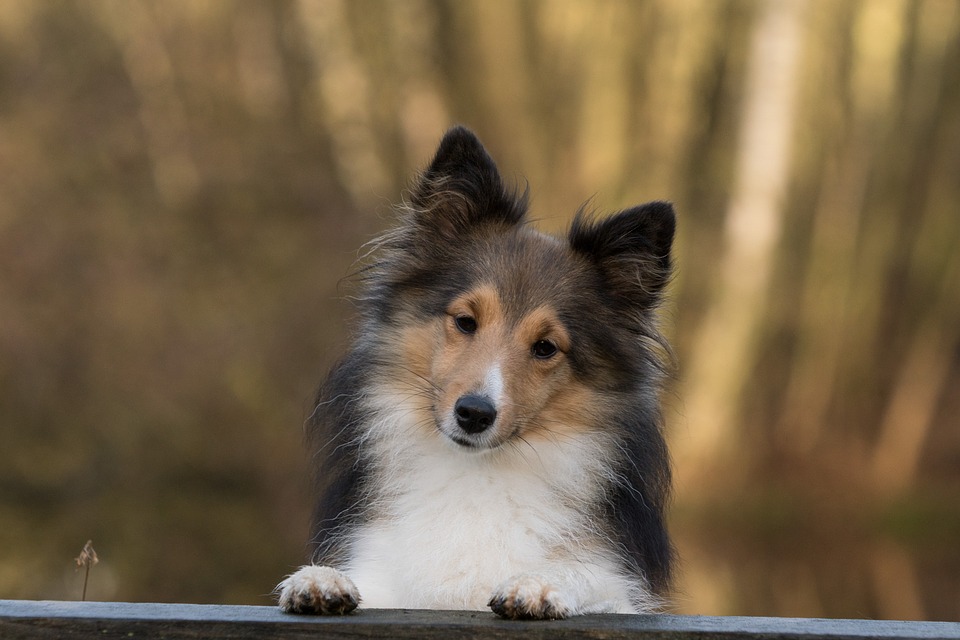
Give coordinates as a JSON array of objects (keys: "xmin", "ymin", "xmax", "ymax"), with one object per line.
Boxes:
[{"xmin": 407, "ymin": 126, "xmax": 527, "ymax": 239}]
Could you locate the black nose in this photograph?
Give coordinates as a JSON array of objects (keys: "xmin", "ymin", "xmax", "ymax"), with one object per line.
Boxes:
[{"xmin": 454, "ymin": 395, "xmax": 498, "ymax": 434}]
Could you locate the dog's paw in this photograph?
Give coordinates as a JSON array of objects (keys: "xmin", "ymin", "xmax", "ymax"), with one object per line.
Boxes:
[
  {"xmin": 488, "ymin": 574, "xmax": 574, "ymax": 620},
  {"xmin": 276, "ymin": 565, "xmax": 360, "ymax": 615}
]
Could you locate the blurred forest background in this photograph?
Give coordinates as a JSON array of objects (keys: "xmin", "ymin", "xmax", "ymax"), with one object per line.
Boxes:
[{"xmin": 1, "ymin": 0, "xmax": 958, "ymax": 621}]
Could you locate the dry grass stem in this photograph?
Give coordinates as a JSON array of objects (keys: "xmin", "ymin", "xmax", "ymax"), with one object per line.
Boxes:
[{"xmin": 74, "ymin": 540, "xmax": 99, "ymax": 601}]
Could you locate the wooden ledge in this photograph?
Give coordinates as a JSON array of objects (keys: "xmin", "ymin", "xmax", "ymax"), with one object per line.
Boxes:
[{"xmin": 2, "ymin": 599, "xmax": 959, "ymax": 640}]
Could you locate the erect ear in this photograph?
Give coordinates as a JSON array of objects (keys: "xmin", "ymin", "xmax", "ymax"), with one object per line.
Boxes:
[
  {"xmin": 408, "ymin": 126, "xmax": 527, "ymax": 238},
  {"xmin": 568, "ymin": 201, "xmax": 676, "ymax": 309}
]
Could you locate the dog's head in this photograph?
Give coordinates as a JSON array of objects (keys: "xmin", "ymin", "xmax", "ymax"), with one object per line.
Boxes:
[{"xmin": 365, "ymin": 126, "xmax": 675, "ymax": 452}]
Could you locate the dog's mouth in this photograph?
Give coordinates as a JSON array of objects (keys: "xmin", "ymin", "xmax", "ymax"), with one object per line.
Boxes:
[
  {"xmin": 448, "ymin": 433, "xmax": 483, "ymax": 449},
  {"xmin": 438, "ymin": 422, "xmax": 504, "ymax": 451},
  {"xmin": 437, "ymin": 415, "xmax": 509, "ymax": 452}
]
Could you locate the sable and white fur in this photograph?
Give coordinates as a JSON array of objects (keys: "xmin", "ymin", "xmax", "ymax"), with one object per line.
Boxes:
[{"xmin": 277, "ymin": 127, "xmax": 676, "ymax": 619}]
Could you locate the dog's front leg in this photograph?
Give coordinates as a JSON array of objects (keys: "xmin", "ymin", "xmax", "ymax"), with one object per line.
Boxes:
[
  {"xmin": 488, "ymin": 568, "xmax": 638, "ymax": 619},
  {"xmin": 488, "ymin": 572, "xmax": 576, "ymax": 619},
  {"xmin": 276, "ymin": 565, "xmax": 360, "ymax": 614}
]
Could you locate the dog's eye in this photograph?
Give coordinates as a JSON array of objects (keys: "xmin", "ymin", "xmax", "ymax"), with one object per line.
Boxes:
[
  {"xmin": 531, "ymin": 339, "xmax": 558, "ymax": 359},
  {"xmin": 454, "ymin": 315, "xmax": 478, "ymax": 334}
]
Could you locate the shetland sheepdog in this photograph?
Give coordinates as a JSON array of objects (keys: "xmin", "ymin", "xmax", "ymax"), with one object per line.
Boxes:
[{"xmin": 276, "ymin": 126, "xmax": 675, "ymax": 619}]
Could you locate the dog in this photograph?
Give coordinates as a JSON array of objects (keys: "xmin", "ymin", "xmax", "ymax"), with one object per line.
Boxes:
[{"xmin": 276, "ymin": 126, "xmax": 675, "ymax": 619}]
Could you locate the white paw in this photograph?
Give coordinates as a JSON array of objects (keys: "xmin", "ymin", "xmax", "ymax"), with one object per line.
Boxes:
[
  {"xmin": 276, "ymin": 565, "xmax": 360, "ymax": 615},
  {"xmin": 488, "ymin": 573, "xmax": 575, "ymax": 620}
]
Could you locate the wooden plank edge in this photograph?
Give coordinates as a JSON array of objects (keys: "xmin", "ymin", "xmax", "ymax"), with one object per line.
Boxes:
[{"xmin": 1, "ymin": 600, "xmax": 959, "ymax": 640}]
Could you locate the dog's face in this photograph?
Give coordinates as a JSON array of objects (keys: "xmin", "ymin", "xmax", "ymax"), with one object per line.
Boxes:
[
  {"xmin": 406, "ymin": 264, "xmax": 584, "ymax": 451},
  {"xmin": 368, "ymin": 127, "xmax": 675, "ymax": 452},
  {"xmin": 436, "ymin": 283, "xmax": 572, "ymax": 449},
  {"xmin": 388, "ymin": 231, "xmax": 588, "ymax": 451}
]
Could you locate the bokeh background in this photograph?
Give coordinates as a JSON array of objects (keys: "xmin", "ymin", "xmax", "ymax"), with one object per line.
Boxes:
[{"xmin": 1, "ymin": 0, "xmax": 958, "ymax": 620}]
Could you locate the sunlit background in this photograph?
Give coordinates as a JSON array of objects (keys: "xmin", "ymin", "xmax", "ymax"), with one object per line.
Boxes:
[{"xmin": 1, "ymin": 0, "xmax": 958, "ymax": 621}]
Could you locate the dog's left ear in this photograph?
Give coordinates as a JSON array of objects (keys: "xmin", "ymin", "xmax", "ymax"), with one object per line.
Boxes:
[
  {"xmin": 569, "ymin": 201, "xmax": 675, "ymax": 309},
  {"xmin": 408, "ymin": 126, "xmax": 527, "ymax": 238}
]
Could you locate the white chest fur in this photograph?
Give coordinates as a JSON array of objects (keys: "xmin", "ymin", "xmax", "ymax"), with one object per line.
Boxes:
[{"xmin": 343, "ymin": 406, "xmax": 638, "ymax": 613}]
